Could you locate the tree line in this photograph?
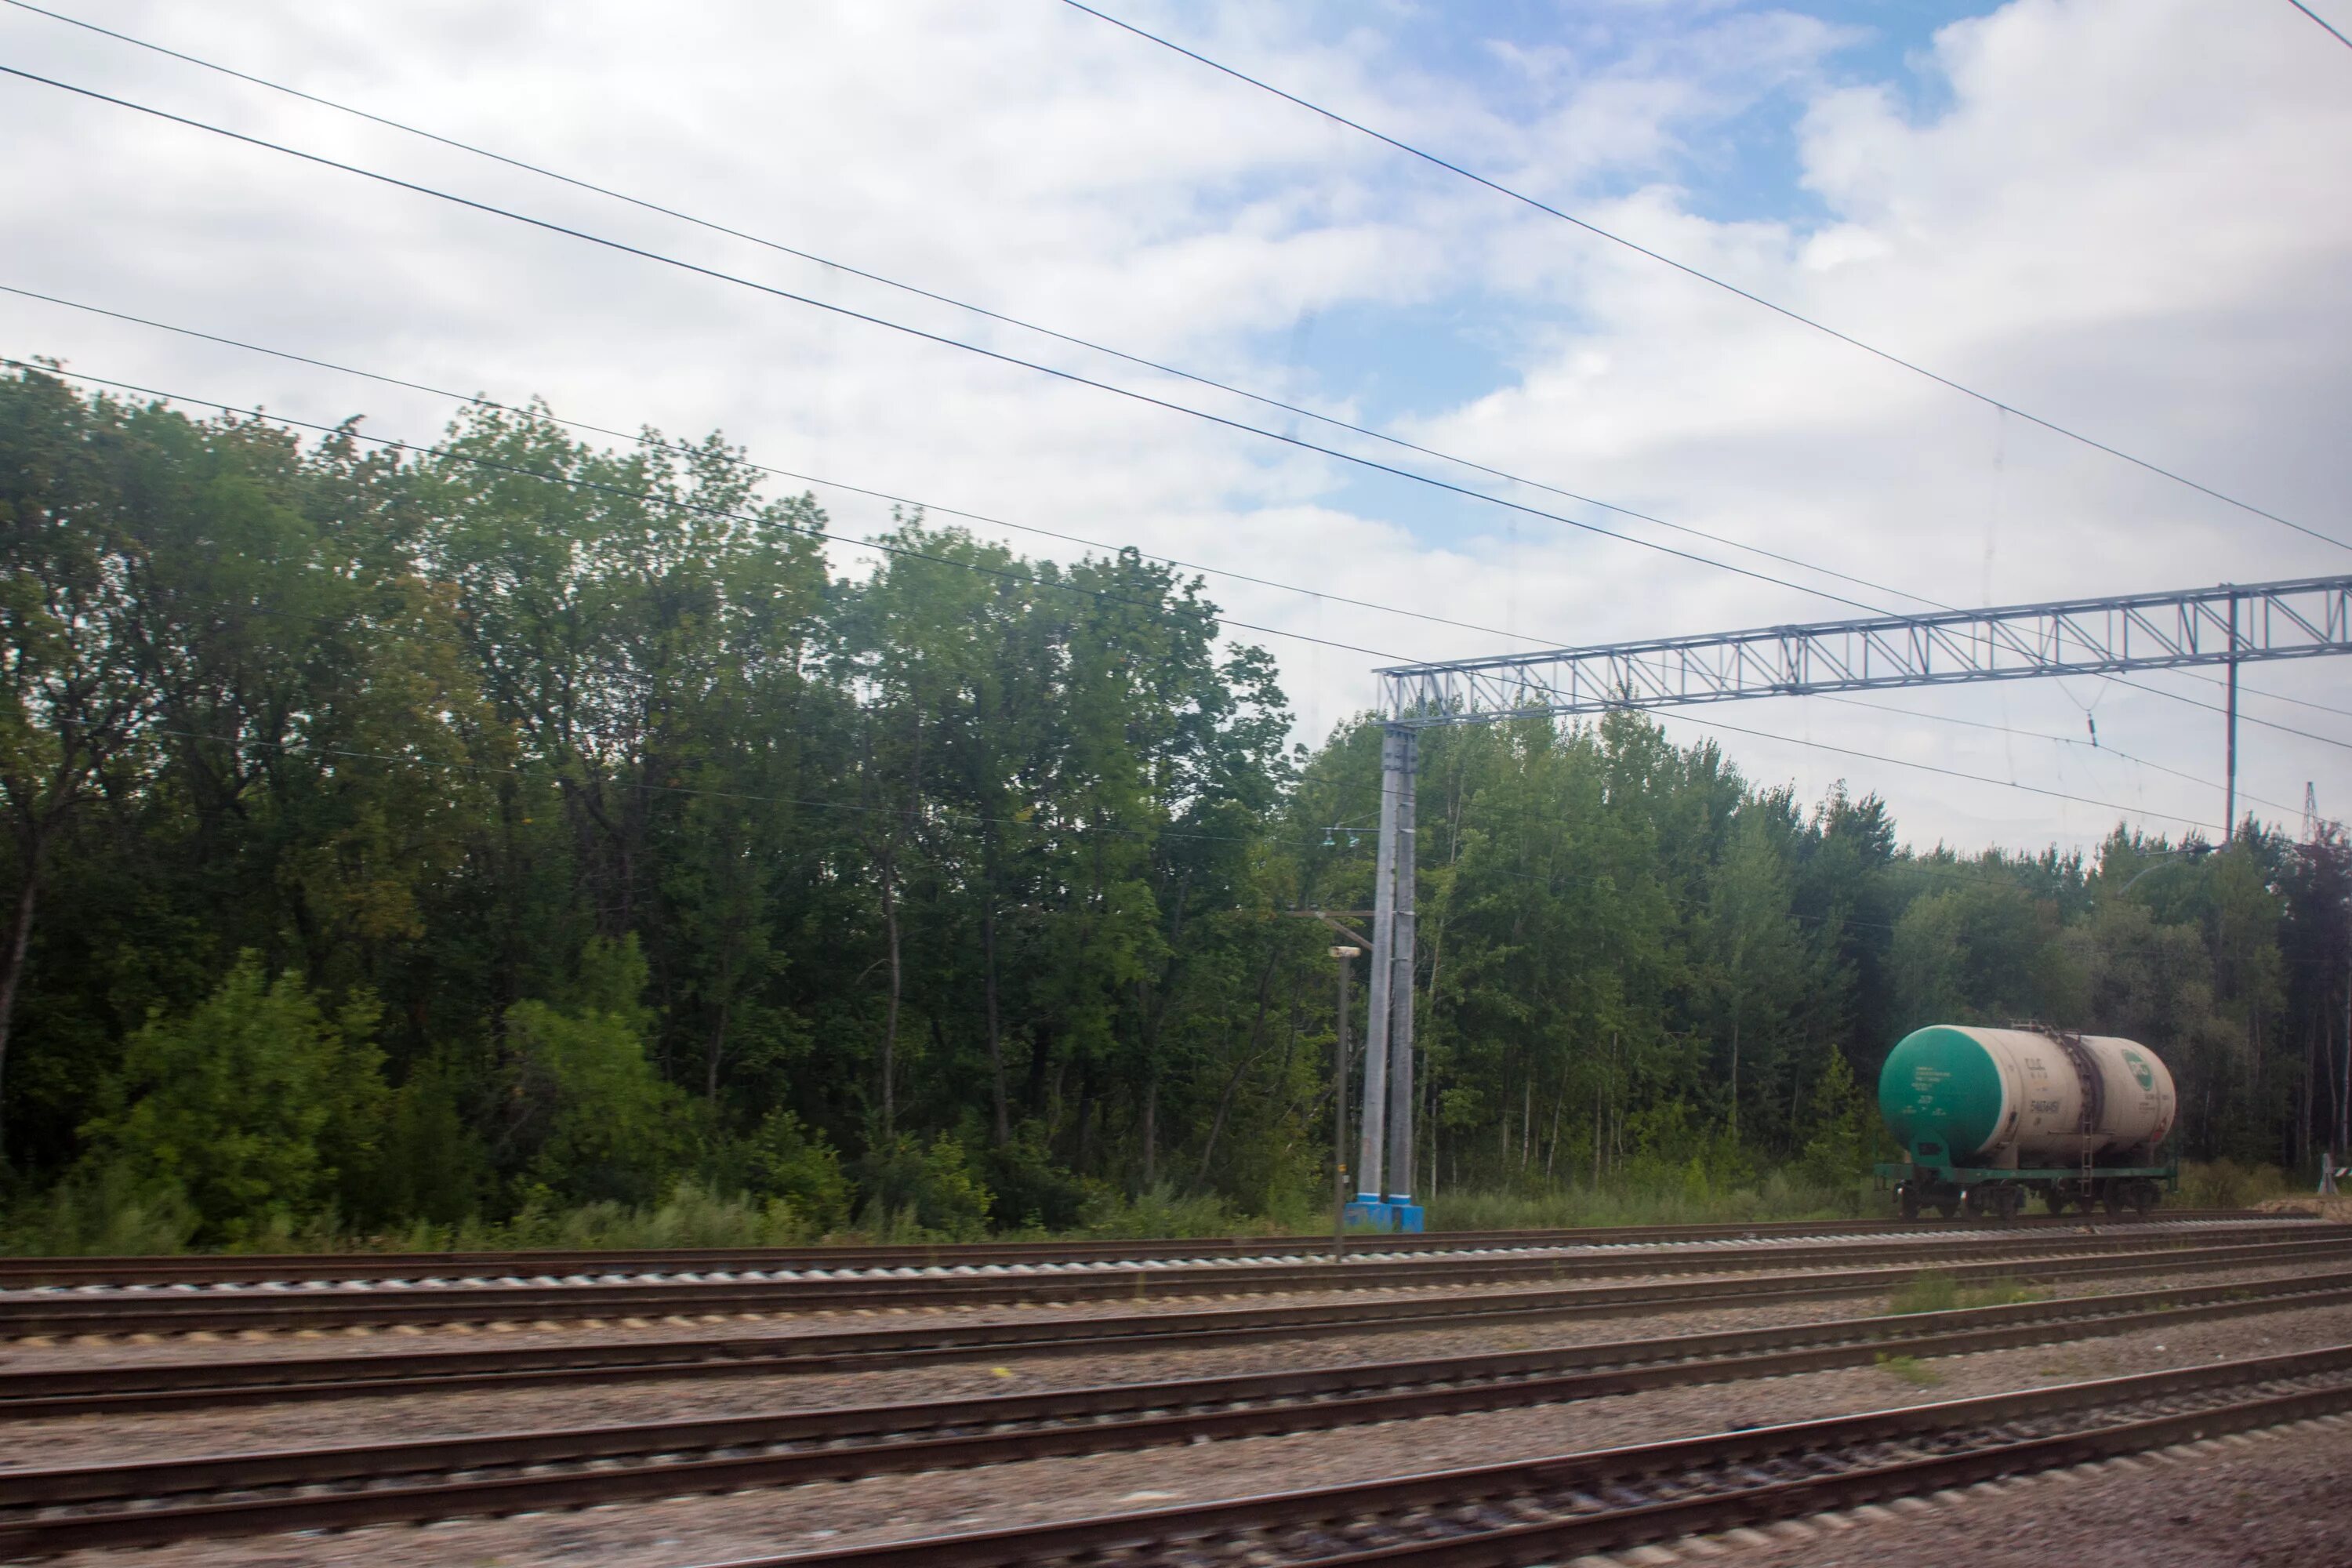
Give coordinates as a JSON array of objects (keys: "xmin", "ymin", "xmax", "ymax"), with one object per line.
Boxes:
[{"xmin": 3, "ymin": 365, "xmax": 2346, "ymax": 1243}]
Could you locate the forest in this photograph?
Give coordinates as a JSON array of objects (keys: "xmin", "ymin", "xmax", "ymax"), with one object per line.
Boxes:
[{"xmin": 3, "ymin": 362, "xmax": 2348, "ymax": 1248}]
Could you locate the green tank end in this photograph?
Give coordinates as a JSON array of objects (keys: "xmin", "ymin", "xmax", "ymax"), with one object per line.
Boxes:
[{"xmin": 1878, "ymin": 1025, "xmax": 2006, "ymax": 1160}]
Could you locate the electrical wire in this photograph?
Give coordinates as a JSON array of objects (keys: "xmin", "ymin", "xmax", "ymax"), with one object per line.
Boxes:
[
  {"xmin": 1813, "ymin": 693, "xmax": 2311, "ymax": 812},
  {"xmin": 9, "ymin": 53, "xmax": 2342, "ymax": 733},
  {"xmin": 0, "ymin": 0, "xmax": 1944, "ymax": 615},
  {"xmin": 1653, "ymin": 708, "xmax": 2220, "ymax": 835},
  {"xmin": 1, "ymin": 356, "xmax": 1419, "ymax": 663},
  {"xmin": 13, "ymin": 280, "xmax": 2345, "ymax": 746},
  {"xmin": 0, "ymin": 283, "xmax": 1559, "ymax": 650},
  {"xmin": 2287, "ymin": 0, "xmax": 2352, "ymax": 50},
  {"xmin": 0, "ymin": 64, "xmax": 1898, "ymax": 621},
  {"xmin": 1062, "ymin": 0, "xmax": 2352, "ymax": 555}
]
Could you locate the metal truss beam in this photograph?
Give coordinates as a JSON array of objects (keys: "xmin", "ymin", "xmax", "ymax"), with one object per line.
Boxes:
[{"xmin": 1377, "ymin": 576, "xmax": 2352, "ymax": 727}]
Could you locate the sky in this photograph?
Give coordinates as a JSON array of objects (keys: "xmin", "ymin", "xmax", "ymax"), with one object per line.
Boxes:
[{"xmin": 3, "ymin": 0, "xmax": 2349, "ymax": 855}]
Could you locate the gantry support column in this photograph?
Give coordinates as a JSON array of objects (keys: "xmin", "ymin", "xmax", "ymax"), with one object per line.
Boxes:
[
  {"xmin": 1345, "ymin": 724, "xmax": 1422, "ymax": 1232},
  {"xmin": 1355, "ymin": 728, "xmax": 1402, "ymax": 1201},
  {"xmin": 2225, "ymin": 590, "xmax": 2241, "ymax": 841},
  {"xmin": 1384, "ymin": 727, "xmax": 1418, "ymax": 1206}
]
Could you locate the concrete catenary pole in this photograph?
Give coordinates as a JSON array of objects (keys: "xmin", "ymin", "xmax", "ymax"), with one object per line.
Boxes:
[
  {"xmin": 1357, "ymin": 727, "xmax": 1404, "ymax": 1200},
  {"xmin": 1332, "ymin": 944, "xmax": 1356, "ymax": 1254},
  {"xmin": 1385, "ymin": 728, "xmax": 1418, "ymax": 1202}
]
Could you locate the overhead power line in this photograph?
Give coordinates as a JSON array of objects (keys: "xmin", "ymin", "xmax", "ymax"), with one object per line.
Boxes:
[
  {"xmin": 9, "ymin": 354, "xmax": 2303, "ymax": 838},
  {"xmin": 0, "ymin": 283, "xmax": 1557, "ymax": 651},
  {"xmin": 0, "ymin": 64, "xmax": 1907, "ymax": 621},
  {"xmin": 20, "ymin": 280, "xmax": 2350, "ymax": 758},
  {"xmin": 0, "ymin": 0, "xmax": 1940, "ymax": 615},
  {"xmin": 0, "ymin": 356, "xmax": 1421, "ymax": 664},
  {"xmin": 1062, "ymin": 0, "xmax": 2351, "ymax": 555},
  {"xmin": 1814, "ymin": 694, "xmax": 2309, "ymax": 814},
  {"xmin": 2287, "ymin": 1, "xmax": 2352, "ymax": 50},
  {"xmin": 8, "ymin": 46, "xmax": 2339, "ymax": 733},
  {"xmin": 1655, "ymin": 710, "xmax": 2222, "ymax": 837}
]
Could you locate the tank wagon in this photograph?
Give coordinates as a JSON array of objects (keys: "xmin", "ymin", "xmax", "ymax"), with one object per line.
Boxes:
[{"xmin": 1874, "ymin": 1024, "xmax": 2176, "ymax": 1219}]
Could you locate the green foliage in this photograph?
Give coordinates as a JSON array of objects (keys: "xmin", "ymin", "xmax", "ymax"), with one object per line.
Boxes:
[
  {"xmin": 1, "ymin": 368, "xmax": 2344, "ymax": 1250},
  {"xmin": 498, "ymin": 938, "xmax": 699, "ymax": 1207},
  {"xmin": 2, "ymin": 1162, "xmax": 200, "ymax": 1255},
  {"xmin": 469, "ymin": 1181, "xmax": 818, "ymax": 1250},
  {"xmin": 742, "ymin": 1109, "xmax": 851, "ymax": 1234},
  {"xmin": 1875, "ymin": 1352, "xmax": 1944, "ymax": 1386},
  {"xmin": 1796, "ymin": 1046, "xmax": 1874, "ymax": 1196},
  {"xmin": 853, "ymin": 1131, "xmax": 995, "ymax": 1240},
  {"xmin": 78, "ymin": 954, "xmax": 386, "ymax": 1241},
  {"xmin": 2178, "ymin": 1159, "xmax": 2290, "ymax": 1209}
]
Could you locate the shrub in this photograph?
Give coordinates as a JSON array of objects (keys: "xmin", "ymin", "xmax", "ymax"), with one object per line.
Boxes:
[
  {"xmin": 1885, "ymin": 1269, "xmax": 2043, "ymax": 1315},
  {"xmin": 853, "ymin": 1131, "xmax": 993, "ymax": 1240},
  {"xmin": 77, "ymin": 953, "xmax": 387, "ymax": 1243},
  {"xmin": 2179, "ymin": 1159, "xmax": 2290, "ymax": 1210},
  {"xmin": 496, "ymin": 938, "xmax": 699, "ymax": 1207},
  {"xmin": 743, "ymin": 1109, "xmax": 852, "ymax": 1234},
  {"xmin": 3, "ymin": 1163, "xmax": 200, "ymax": 1255}
]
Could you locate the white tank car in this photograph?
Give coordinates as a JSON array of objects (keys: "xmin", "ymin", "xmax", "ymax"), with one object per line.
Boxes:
[{"xmin": 1878, "ymin": 1025, "xmax": 2177, "ymax": 1169}]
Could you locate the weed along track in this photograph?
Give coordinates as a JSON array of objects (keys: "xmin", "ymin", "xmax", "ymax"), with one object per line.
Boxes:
[
  {"xmin": 5, "ymin": 1287, "xmax": 2348, "ymax": 1556},
  {"xmin": 5, "ymin": 1232, "xmax": 2347, "ymax": 1417}
]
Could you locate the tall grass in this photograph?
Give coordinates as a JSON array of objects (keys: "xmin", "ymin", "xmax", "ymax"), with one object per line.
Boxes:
[
  {"xmin": 35, "ymin": 1156, "xmax": 2300, "ymax": 1258},
  {"xmin": 1883, "ymin": 1269, "xmax": 2043, "ymax": 1315},
  {"xmin": 1425, "ymin": 1170, "xmax": 1867, "ymax": 1232},
  {"xmin": 2178, "ymin": 1159, "xmax": 2292, "ymax": 1210}
]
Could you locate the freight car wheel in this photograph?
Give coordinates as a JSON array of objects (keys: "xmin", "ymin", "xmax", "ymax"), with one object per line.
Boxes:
[
  {"xmin": 2101, "ymin": 1184, "xmax": 2126, "ymax": 1217},
  {"xmin": 1896, "ymin": 1185, "xmax": 1920, "ymax": 1221},
  {"xmin": 2042, "ymin": 1189, "xmax": 2071, "ymax": 1216},
  {"xmin": 2129, "ymin": 1181, "xmax": 2157, "ymax": 1217}
]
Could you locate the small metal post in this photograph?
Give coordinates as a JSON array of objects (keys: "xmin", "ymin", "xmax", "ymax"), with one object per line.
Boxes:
[
  {"xmin": 1385, "ymin": 728, "xmax": 1418, "ymax": 1203},
  {"xmin": 1330, "ymin": 945, "xmax": 1358, "ymax": 1257},
  {"xmin": 1359, "ymin": 728, "xmax": 1405, "ymax": 1199}
]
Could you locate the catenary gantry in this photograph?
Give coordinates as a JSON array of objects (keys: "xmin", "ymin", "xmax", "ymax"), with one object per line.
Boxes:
[{"xmin": 1342, "ymin": 575, "xmax": 2352, "ymax": 1229}]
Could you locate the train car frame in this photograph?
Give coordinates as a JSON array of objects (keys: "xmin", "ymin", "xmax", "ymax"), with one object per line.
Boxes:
[{"xmin": 1875, "ymin": 1137, "xmax": 2175, "ymax": 1220}]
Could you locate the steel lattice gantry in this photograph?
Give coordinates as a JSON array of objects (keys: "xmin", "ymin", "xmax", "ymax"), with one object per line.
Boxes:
[
  {"xmin": 1341, "ymin": 575, "xmax": 2352, "ymax": 1229},
  {"xmin": 1377, "ymin": 576, "xmax": 2352, "ymax": 725}
]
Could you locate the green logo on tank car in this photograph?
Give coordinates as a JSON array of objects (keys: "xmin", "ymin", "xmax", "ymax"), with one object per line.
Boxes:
[{"xmin": 2122, "ymin": 1051, "xmax": 2154, "ymax": 1090}]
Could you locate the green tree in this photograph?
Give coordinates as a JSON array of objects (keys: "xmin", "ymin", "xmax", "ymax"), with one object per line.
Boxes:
[
  {"xmin": 80, "ymin": 954, "xmax": 386, "ymax": 1239},
  {"xmin": 496, "ymin": 936, "xmax": 698, "ymax": 1205}
]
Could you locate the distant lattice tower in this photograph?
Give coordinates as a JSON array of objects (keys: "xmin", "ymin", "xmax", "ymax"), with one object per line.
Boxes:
[{"xmin": 2307, "ymin": 782, "xmax": 2321, "ymax": 843}]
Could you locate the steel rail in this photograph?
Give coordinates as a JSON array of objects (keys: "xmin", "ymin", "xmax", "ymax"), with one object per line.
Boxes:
[
  {"xmin": 4, "ymin": 1270, "xmax": 2348, "ymax": 1553},
  {"xmin": 685, "ymin": 1345, "xmax": 2352, "ymax": 1568},
  {"xmin": 0, "ymin": 1210, "xmax": 2263, "ymax": 1289},
  {"xmin": 5, "ymin": 1224, "xmax": 2337, "ymax": 1338},
  {"xmin": 5, "ymin": 1233, "xmax": 2346, "ymax": 1418}
]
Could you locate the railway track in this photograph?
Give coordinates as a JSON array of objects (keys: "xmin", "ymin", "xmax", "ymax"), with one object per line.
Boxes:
[
  {"xmin": 2, "ymin": 1221, "xmax": 2335, "ymax": 1337},
  {"xmin": 2, "ymin": 1280, "xmax": 2345, "ymax": 1555},
  {"xmin": 7, "ymin": 1232, "xmax": 2347, "ymax": 1416},
  {"xmin": 690, "ymin": 1343, "xmax": 2352, "ymax": 1568},
  {"xmin": 0, "ymin": 1210, "xmax": 2276, "ymax": 1290}
]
